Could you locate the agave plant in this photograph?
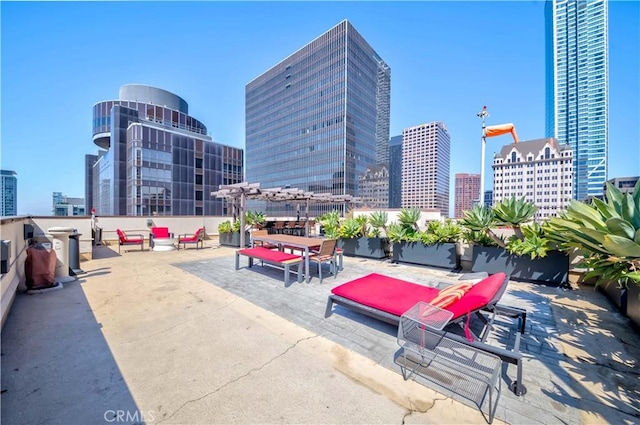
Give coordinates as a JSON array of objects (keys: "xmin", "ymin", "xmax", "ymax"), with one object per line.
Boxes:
[
  {"xmin": 493, "ymin": 196, "xmax": 538, "ymax": 239},
  {"xmin": 318, "ymin": 210, "xmax": 341, "ymax": 239},
  {"xmin": 387, "ymin": 222, "xmax": 414, "ymax": 243},
  {"xmin": 218, "ymin": 220, "xmax": 232, "ymax": 234},
  {"xmin": 338, "ymin": 217, "xmax": 363, "ymax": 239},
  {"xmin": 398, "ymin": 208, "xmax": 421, "ymax": 232},
  {"xmin": 368, "ymin": 211, "xmax": 388, "ymax": 237},
  {"xmin": 545, "ymin": 181, "xmax": 640, "ymax": 287},
  {"xmin": 354, "ymin": 215, "xmax": 369, "ymax": 236},
  {"xmin": 246, "ymin": 211, "xmax": 266, "ymax": 230},
  {"xmin": 460, "ymin": 204, "xmax": 504, "ymax": 247}
]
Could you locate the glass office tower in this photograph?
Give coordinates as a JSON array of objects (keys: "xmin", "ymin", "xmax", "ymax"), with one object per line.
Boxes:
[
  {"xmin": 1, "ymin": 170, "xmax": 17, "ymax": 216},
  {"xmin": 90, "ymin": 85, "xmax": 243, "ymax": 216},
  {"xmin": 245, "ymin": 20, "xmax": 391, "ymax": 216},
  {"xmin": 545, "ymin": 0, "xmax": 608, "ymax": 200},
  {"xmin": 388, "ymin": 135, "xmax": 403, "ymax": 208}
]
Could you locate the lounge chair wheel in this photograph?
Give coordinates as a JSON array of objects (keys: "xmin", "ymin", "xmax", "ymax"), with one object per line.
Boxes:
[{"xmin": 510, "ymin": 381, "xmax": 527, "ymax": 396}]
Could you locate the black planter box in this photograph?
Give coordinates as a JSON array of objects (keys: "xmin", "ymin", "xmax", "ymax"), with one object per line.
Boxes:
[
  {"xmin": 599, "ymin": 281, "xmax": 628, "ymax": 314},
  {"xmin": 471, "ymin": 245, "xmax": 569, "ymax": 285},
  {"xmin": 338, "ymin": 237, "xmax": 390, "ymax": 259},
  {"xmin": 392, "ymin": 242, "xmax": 459, "ymax": 270},
  {"xmin": 219, "ymin": 231, "xmax": 251, "ymax": 247},
  {"xmin": 627, "ymin": 284, "xmax": 640, "ymax": 329}
]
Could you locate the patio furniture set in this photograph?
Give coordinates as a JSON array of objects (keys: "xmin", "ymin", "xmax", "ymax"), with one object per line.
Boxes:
[
  {"xmin": 116, "ymin": 227, "xmax": 205, "ymax": 253},
  {"xmin": 234, "ymin": 233, "xmax": 529, "ymax": 423}
]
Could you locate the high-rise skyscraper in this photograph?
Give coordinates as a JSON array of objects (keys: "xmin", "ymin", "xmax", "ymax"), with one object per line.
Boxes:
[
  {"xmin": 1, "ymin": 170, "xmax": 17, "ymax": 216},
  {"xmin": 401, "ymin": 122, "xmax": 450, "ymax": 217},
  {"xmin": 90, "ymin": 84, "xmax": 243, "ymax": 216},
  {"xmin": 245, "ymin": 20, "xmax": 391, "ymax": 216},
  {"xmin": 454, "ymin": 173, "xmax": 480, "ymax": 218},
  {"xmin": 545, "ymin": 0, "xmax": 608, "ymax": 200},
  {"xmin": 85, "ymin": 153, "xmax": 99, "ymax": 214},
  {"xmin": 388, "ymin": 135, "xmax": 403, "ymax": 208}
]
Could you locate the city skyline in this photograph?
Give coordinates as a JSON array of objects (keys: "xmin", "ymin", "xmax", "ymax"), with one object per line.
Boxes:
[{"xmin": 2, "ymin": 1, "xmax": 638, "ymax": 216}]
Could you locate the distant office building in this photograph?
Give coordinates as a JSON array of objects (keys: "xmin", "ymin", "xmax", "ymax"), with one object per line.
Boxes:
[
  {"xmin": 454, "ymin": 173, "xmax": 480, "ymax": 218},
  {"xmin": 245, "ymin": 20, "xmax": 390, "ymax": 216},
  {"xmin": 484, "ymin": 190, "xmax": 494, "ymax": 208},
  {"xmin": 605, "ymin": 176, "xmax": 639, "ymax": 196},
  {"xmin": 388, "ymin": 135, "xmax": 403, "ymax": 208},
  {"xmin": 401, "ymin": 122, "xmax": 450, "ymax": 217},
  {"xmin": 52, "ymin": 192, "xmax": 85, "ymax": 216},
  {"xmin": 493, "ymin": 137, "xmax": 573, "ymax": 220},
  {"xmin": 545, "ymin": 0, "xmax": 608, "ymax": 200},
  {"xmin": 1, "ymin": 170, "xmax": 17, "ymax": 216},
  {"xmin": 359, "ymin": 163, "xmax": 389, "ymax": 209},
  {"xmin": 85, "ymin": 153, "xmax": 99, "ymax": 214},
  {"xmin": 90, "ymin": 84, "xmax": 243, "ymax": 216}
]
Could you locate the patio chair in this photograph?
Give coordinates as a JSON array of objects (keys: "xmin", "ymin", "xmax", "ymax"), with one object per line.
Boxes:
[
  {"xmin": 309, "ymin": 238, "xmax": 338, "ymax": 283},
  {"xmin": 149, "ymin": 226, "xmax": 174, "ymax": 250},
  {"xmin": 178, "ymin": 227, "xmax": 205, "ymax": 250},
  {"xmin": 116, "ymin": 229, "xmax": 144, "ymax": 253},
  {"xmin": 251, "ymin": 229, "xmax": 278, "ymax": 250},
  {"xmin": 325, "ymin": 272, "xmax": 527, "ymax": 396}
]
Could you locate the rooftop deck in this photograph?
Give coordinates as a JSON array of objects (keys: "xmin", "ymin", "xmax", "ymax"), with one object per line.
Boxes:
[{"xmin": 1, "ymin": 241, "xmax": 638, "ymax": 424}]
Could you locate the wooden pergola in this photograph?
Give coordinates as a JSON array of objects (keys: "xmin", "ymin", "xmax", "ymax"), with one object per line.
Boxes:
[{"xmin": 211, "ymin": 182, "xmax": 358, "ymax": 247}]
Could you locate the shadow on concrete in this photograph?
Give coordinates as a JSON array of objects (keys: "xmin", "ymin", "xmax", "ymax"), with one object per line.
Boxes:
[
  {"xmin": 1, "ymin": 280, "xmax": 142, "ymax": 425},
  {"xmin": 533, "ymin": 285, "xmax": 640, "ymax": 422}
]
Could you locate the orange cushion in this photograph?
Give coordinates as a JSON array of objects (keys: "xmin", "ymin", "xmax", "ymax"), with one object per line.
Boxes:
[{"xmin": 428, "ymin": 282, "xmax": 473, "ymax": 310}]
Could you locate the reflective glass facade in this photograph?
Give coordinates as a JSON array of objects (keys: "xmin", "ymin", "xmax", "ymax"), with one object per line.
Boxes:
[
  {"xmin": 388, "ymin": 135, "xmax": 403, "ymax": 208},
  {"xmin": 245, "ymin": 20, "xmax": 390, "ymax": 216},
  {"xmin": 1, "ymin": 170, "xmax": 17, "ymax": 217},
  {"xmin": 545, "ymin": 0, "xmax": 608, "ymax": 200},
  {"xmin": 90, "ymin": 86, "xmax": 243, "ymax": 216}
]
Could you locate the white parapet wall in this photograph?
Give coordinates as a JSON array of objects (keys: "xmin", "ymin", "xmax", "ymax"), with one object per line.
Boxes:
[
  {"xmin": 351, "ymin": 208, "xmax": 442, "ymax": 231},
  {"xmin": 0, "ymin": 217, "xmax": 31, "ymax": 329}
]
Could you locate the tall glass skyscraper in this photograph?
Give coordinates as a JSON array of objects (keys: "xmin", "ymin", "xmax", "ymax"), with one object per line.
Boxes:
[
  {"xmin": 1, "ymin": 170, "xmax": 17, "ymax": 216},
  {"xmin": 245, "ymin": 20, "xmax": 391, "ymax": 216},
  {"xmin": 545, "ymin": 0, "xmax": 608, "ymax": 200}
]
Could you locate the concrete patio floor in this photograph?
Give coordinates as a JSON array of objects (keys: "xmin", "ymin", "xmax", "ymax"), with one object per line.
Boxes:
[{"xmin": 1, "ymin": 240, "xmax": 638, "ymax": 425}]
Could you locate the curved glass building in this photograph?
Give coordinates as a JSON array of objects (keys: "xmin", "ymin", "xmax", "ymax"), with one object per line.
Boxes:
[{"xmin": 89, "ymin": 85, "xmax": 243, "ymax": 216}]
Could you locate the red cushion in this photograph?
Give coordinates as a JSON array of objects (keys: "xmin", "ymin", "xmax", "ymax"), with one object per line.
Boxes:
[
  {"xmin": 238, "ymin": 247, "xmax": 301, "ymax": 263},
  {"xmin": 331, "ymin": 273, "xmax": 439, "ymax": 317},
  {"xmin": 445, "ymin": 273, "xmax": 507, "ymax": 319},
  {"xmin": 331, "ymin": 272, "xmax": 508, "ymax": 321},
  {"xmin": 152, "ymin": 227, "xmax": 170, "ymax": 238}
]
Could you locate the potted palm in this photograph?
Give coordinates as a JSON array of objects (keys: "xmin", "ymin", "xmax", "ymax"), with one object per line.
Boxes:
[
  {"xmin": 337, "ymin": 212, "xmax": 390, "ymax": 259},
  {"xmin": 390, "ymin": 208, "xmax": 461, "ymax": 269},
  {"xmin": 461, "ymin": 197, "xmax": 569, "ymax": 284},
  {"xmin": 545, "ymin": 181, "xmax": 640, "ymax": 326}
]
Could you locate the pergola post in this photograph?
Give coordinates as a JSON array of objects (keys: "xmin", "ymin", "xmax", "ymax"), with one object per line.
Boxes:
[{"xmin": 240, "ymin": 191, "xmax": 246, "ymax": 248}]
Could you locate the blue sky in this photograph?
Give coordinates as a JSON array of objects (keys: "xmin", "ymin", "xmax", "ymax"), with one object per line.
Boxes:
[{"xmin": 2, "ymin": 1, "xmax": 638, "ymax": 216}]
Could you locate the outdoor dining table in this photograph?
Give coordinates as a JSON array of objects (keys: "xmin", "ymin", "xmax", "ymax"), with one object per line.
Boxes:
[{"xmin": 251, "ymin": 234, "xmax": 324, "ymax": 283}]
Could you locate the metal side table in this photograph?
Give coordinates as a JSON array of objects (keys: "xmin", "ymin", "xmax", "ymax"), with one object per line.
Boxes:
[{"xmin": 397, "ymin": 302, "xmax": 502, "ymax": 423}]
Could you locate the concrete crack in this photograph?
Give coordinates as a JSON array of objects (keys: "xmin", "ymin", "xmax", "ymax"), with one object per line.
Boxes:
[
  {"xmin": 401, "ymin": 395, "xmax": 448, "ymax": 424},
  {"xmin": 156, "ymin": 335, "xmax": 317, "ymax": 424}
]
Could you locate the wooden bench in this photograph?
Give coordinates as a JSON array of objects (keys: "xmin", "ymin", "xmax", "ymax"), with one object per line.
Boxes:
[{"xmin": 235, "ymin": 247, "xmax": 303, "ymax": 286}]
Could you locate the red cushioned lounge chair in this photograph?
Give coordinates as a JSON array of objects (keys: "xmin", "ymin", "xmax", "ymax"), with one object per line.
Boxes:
[
  {"xmin": 178, "ymin": 227, "xmax": 205, "ymax": 250},
  {"xmin": 325, "ymin": 272, "xmax": 527, "ymax": 396},
  {"xmin": 116, "ymin": 229, "xmax": 144, "ymax": 253}
]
